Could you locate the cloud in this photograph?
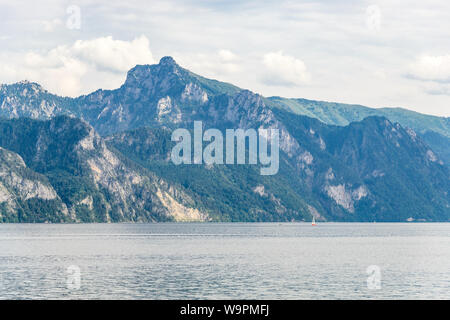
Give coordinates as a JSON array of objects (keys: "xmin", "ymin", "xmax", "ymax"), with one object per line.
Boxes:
[
  {"xmin": 22, "ymin": 49, "xmax": 89, "ymax": 96},
  {"xmin": 408, "ymin": 55, "xmax": 450, "ymax": 82},
  {"xmin": 218, "ymin": 49, "xmax": 237, "ymax": 62},
  {"xmin": 422, "ymin": 82, "xmax": 450, "ymax": 96},
  {"xmin": 42, "ymin": 19, "xmax": 63, "ymax": 32},
  {"xmin": 179, "ymin": 49, "xmax": 241, "ymax": 77},
  {"xmin": 2, "ymin": 35, "xmax": 155, "ymax": 97},
  {"xmin": 70, "ymin": 36, "xmax": 155, "ymax": 73},
  {"xmin": 262, "ymin": 51, "xmax": 311, "ymax": 87},
  {"xmin": 1, "ymin": 0, "xmax": 450, "ymax": 116},
  {"xmin": 26, "ymin": 35, "xmax": 155, "ymax": 73}
]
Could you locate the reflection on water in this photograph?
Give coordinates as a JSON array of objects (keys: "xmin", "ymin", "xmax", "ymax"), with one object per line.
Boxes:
[{"xmin": 0, "ymin": 223, "xmax": 449, "ymax": 299}]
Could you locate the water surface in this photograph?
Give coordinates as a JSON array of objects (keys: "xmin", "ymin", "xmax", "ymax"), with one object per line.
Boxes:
[{"xmin": 0, "ymin": 223, "xmax": 449, "ymax": 299}]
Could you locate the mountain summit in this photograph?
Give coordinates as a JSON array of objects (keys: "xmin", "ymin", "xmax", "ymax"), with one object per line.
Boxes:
[{"xmin": 159, "ymin": 56, "xmax": 178, "ymax": 66}]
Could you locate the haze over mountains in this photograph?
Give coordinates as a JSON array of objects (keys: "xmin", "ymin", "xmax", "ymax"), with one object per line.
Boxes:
[{"xmin": 0, "ymin": 57, "xmax": 448, "ymax": 222}]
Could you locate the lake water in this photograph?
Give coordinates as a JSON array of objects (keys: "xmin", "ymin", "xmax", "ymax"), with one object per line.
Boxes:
[{"xmin": 0, "ymin": 223, "xmax": 449, "ymax": 299}]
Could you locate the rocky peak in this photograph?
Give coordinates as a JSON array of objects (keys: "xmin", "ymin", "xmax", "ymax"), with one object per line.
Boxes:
[
  {"xmin": 1, "ymin": 80, "xmax": 46, "ymax": 96},
  {"xmin": 123, "ymin": 56, "xmax": 185, "ymax": 91},
  {"xmin": 159, "ymin": 56, "xmax": 177, "ymax": 67},
  {"xmin": 125, "ymin": 56, "xmax": 180, "ymax": 80},
  {"xmin": 124, "ymin": 65, "xmax": 152, "ymax": 84}
]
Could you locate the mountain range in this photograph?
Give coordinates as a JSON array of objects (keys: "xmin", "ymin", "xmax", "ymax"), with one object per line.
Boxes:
[{"xmin": 0, "ymin": 56, "xmax": 448, "ymax": 222}]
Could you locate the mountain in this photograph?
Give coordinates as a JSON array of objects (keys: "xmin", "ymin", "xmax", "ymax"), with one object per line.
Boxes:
[
  {"xmin": 0, "ymin": 146, "xmax": 69, "ymax": 222},
  {"xmin": 75, "ymin": 56, "xmax": 243, "ymax": 135},
  {"xmin": 1, "ymin": 57, "xmax": 447, "ymax": 136},
  {"xmin": 105, "ymin": 111, "xmax": 449, "ymax": 222},
  {"xmin": 0, "ymin": 80, "xmax": 76, "ymax": 119},
  {"xmin": 0, "ymin": 57, "xmax": 449, "ymax": 222},
  {"xmin": 0, "ymin": 116, "xmax": 209, "ymax": 222},
  {"xmin": 267, "ymin": 97, "xmax": 450, "ymax": 165},
  {"xmin": 106, "ymin": 127, "xmax": 313, "ymax": 222},
  {"xmin": 272, "ymin": 110, "xmax": 449, "ymax": 221},
  {"xmin": 2, "ymin": 57, "xmax": 448, "ymax": 165}
]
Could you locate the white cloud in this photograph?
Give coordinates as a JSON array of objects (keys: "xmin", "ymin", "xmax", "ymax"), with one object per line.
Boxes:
[
  {"xmin": 70, "ymin": 35, "xmax": 155, "ymax": 73},
  {"xmin": 179, "ymin": 49, "xmax": 241, "ymax": 78},
  {"xmin": 1, "ymin": 0, "xmax": 450, "ymax": 116},
  {"xmin": 22, "ymin": 50, "xmax": 88, "ymax": 96},
  {"xmin": 42, "ymin": 19, "xmax": 63, "ymax": 32},
  {"xmin": 262, "ymin": 51, "xmax": 311, "ymax": 87},
  {"xmin": 25, "ymin": 35, "xmax": 155, "ymax": 73},
  {"xmin": 422, "ymin": 82, "xmax": 450, "ymax": 96},
  {"xmin": 218, "ymin": 49, "xmax": 237, "ymax": 62},
  {"xmin": 2, "ymin": 35, "xmax": 155, "ymax": 97},
  {"xmin": 408, "ymin": 55, "xmax": 450, "ymax": 82}
]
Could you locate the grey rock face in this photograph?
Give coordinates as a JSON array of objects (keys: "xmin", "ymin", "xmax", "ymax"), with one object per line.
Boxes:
[
  {"xmin": 0, "ymin": 147, "xmax": 69, "ymax": 222},
  {"xmin": 0, "ymin": 117, "xmax": 208, "ymax": 222}
]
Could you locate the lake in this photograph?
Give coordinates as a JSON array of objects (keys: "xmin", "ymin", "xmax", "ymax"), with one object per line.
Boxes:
[{"xmin": 0, "ymin": 223, "xmax": 449, "ymax": 299}]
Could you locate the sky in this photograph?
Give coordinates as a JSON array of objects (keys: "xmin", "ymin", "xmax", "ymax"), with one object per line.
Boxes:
[{"xmin": 0, "ymin": 0, "xmax": 449, "ymax": 117}]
